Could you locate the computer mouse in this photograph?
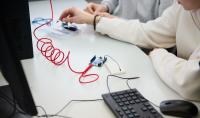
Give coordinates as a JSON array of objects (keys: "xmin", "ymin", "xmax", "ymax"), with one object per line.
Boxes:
[{"xmin": 160, "ymin": 100, "xmax": 198, "ymax": 118}]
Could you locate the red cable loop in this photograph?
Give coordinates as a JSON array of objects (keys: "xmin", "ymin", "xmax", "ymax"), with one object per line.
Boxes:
[{"xmin": 33, "ymin": 0, "xmax": 99, "ymax": 84}]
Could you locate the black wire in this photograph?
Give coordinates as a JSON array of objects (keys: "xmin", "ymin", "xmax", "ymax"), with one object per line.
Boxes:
[
  {"xmin": 0, "ymin": 90, "xmax": 31, "ymax": 116},
  {"xmin": 36, "ymin": 99, "xmax": 103, "ymax": 118},
  {"xmin": 38, "ymin": 114, "xmax": 71, "ymax": 118},
  {"xmin": 0, "ymin": 94, "xmax": 17, "ymax": 117},
  {"xmin": 0, "ymin": 92, "xmax": 14, "ymax": 106},
  {"xmin": 126, "ymin": 79, "xmax": 132, "ymax": 90},
  {"xmin": 52, "ymin": 115, "xmax": 71, "ymax": 118},
  {"xmin": 36, "ymin": 106, "xmax": 48, "ymax": 118},
  {"xmin": 106, "ymin": 74, "xmax": 139, "ymax": 93},
  {"xmin": 5, "ymin": 88, "xmax": 31, "ymax": 115},
  {"xmin": 0, "ymin": 88, "xmax": 103, "ymax": 118},
  {"xmin": 0, "ymin": 90, "xmax": 71, "ymax": 118},
  {"xmin": 54, "ymin": 99, "xmax": 103, "ymax": 115},
  {"xmin": 0, "ymin": 89, "xmax": 17, "ymax": 118},
  {"xmin": 104, "ymin": 55, "xmax": 121, "ymax": 71}
]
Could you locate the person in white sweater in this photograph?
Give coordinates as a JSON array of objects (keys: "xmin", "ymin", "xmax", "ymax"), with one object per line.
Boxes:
[
  {"xmin": 84, "ymin": 0, "xmax": 173, "ymax": 22},
  {"xmin": 59, "ymin": 0, "xmax": 200, "ymax": 101}
]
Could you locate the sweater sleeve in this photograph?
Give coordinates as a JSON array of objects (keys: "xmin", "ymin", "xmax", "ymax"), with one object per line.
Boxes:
[
  {"xmin": 101, "ymin": 0, "xmax": 119, "ymax": 14},
  {"xmin": 96, "ymin": 2, "xmax": 179, "ymax": 49},
  {"xmin": 149, "ymin": 48, "xmax": 200, "ymax": 101},
  {"xmin": 158, "ymin": 0, "xmax": 174, "ymax": 16}
]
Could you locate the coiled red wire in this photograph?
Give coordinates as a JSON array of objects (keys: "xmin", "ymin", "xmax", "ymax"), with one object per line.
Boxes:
[{"xmin": 33, "ymin": 0, "xmax": 99, "ymax": 84}]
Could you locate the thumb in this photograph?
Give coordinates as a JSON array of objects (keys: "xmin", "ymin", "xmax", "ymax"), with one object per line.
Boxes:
[
  {"xmin": 88, "ymin": 6, "xmax": 95, "ymax": 14},
  {"xmin": 62, "ymin": 17, "xmax": 73, "ymax": 23}
]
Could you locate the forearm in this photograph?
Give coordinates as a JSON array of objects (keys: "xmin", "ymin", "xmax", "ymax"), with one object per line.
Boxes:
[
  {"xmin": 95, "ymin": 3, "xmax": 180, "ymax": 49},
  {"xmin": 150, "ymin": 49, "xmax": 200, "ymax": 101},
  {"xmin": 96, "ymin": 16, "xmax": 176, "ymax": 49}
]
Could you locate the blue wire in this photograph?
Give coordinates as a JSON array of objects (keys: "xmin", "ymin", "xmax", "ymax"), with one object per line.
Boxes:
[{"xmin": 32, "ymin": 17, "xmax": 52, "ymax": 25}]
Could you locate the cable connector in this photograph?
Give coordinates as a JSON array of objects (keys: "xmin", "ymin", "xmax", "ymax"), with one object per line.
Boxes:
[{"xmin": 90, "ymin": 56, "xmax": 107, "ymax": 67}]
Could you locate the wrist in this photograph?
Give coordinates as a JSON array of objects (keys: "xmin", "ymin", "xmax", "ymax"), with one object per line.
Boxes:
[
  {"xmin": 86, "ymin": 14, "xmax": 95, "ymax": 24},
  {"xmin": 93, "ymin": 15, "xmax": 102, "ymax": 31}
]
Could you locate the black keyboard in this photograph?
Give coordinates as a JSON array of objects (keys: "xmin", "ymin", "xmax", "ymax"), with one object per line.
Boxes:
[{"xmin": 102, "ymin": 88, "xmax": 163, "ymax": 118}]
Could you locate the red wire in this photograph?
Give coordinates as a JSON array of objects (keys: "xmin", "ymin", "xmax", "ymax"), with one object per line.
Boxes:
[
  {"xmin": 33, "ymin": 0, "xmax": 99, "ymax": 84},
  {"xmin": 78, "ymin": 64, "xmax": 99, "ymax": 84}
]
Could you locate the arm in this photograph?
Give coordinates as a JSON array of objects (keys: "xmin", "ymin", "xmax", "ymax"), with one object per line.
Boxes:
[
  {"xmin": 101, "ymin": 0, "xmax": 119, "ymax": 14},
  {"xmin": 158, "ymin": 0, "xmax": 174, "ymax": 16},
  {"xmin": 96, "ymin": 2, "xmax": 179, "ymax": 49},
  {"xmin": 149, "ymin": 48, "xmax": 200, "ymax": 101}
]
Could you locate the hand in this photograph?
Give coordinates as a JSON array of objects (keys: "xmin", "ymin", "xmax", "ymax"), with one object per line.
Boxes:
[
  {"xmin": 84, "ymin": 3, "xmax": 108, "ymax": 14},
  {"xmin": 59, "ymin": 7, "xmax": 94, "ymax": 24}
]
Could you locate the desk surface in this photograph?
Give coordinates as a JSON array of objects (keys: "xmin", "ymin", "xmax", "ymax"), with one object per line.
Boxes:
[{"xmin": 0, "ymin": 0, "xmax": 199, "ymax": 118}]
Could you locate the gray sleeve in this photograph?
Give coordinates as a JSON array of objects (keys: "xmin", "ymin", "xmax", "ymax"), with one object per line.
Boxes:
[
  {"xmin": 101, "ymin": 0, "xmax": 119, "ymax": 13},
  {"xmin": 158, "ymin": 0, "xmax": 174, "ymax": 16}
]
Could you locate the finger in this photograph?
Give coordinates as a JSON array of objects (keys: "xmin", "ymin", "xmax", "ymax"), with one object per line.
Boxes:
[
  {"xmin": 94, "ymin": 8, "xmax": 104, "ymax": 15},
  {"xmin": 59, "ymin": 9, "xmax": 72, "ymax": 20},
  {"xmin": 62, "ymin": 17, "xmax": 69, "ymax": 23},
  {"xmin": 63, "ymin": 16, "xmax": 79, "ymax": 24},
  {"xmin": 86, "ymin": 6, "xmax": 95, "ymax": 14}
]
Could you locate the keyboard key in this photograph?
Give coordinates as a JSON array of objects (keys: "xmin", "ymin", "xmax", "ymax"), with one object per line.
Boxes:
[
  {"xmin": 124, "ymin": 94, "xmax": 129, "ymax": 97},
  {"xmin": 141, "ymin": 107, "xmax": 148, "ymax": 111},
  {"xmin": 122, "ymin": 98, "xmax": 127, "ymax": 102},
  {"xmin": 124, "ymin": 110, "xmax": 131, "ymax": 114},
  {"xmin": 148, "ymin": 106, "xmax": 154, "ymax": 110},
  {"xmin": 127, "ymin": 97, "xmax": 132, "ymax": 101},
  {"xmin": 116, "ymin": 99, "xmax": 121, "ymax": 103},
  {"xmin": 135, "ymin": 99, "xmax": 140, "ymax": 103},
  {"xmin": 140, "ymin": 97, "xmax": 147, "ymax": 102},
  {"xmin": 118, "ymin": 102, "xmax": 124, "ymax": 106},
  {"xmin": 127, "ymin": 106, "xmax": 132, "ymax": 110},
  {"xmin": 111, "ymin": 93, "xmax": 116, "ymax": 96},
  {"xmin": 132, "ymin": 96, "xmax": 137, "ymax": 100},
  {"xmin": 144, "ymin": 102, "xmax": 151, "ymax": 106},
  {"xmin": 134, "ymin": 113, "xmax": 140, "ymax": 117},
  {"xmin": 150, "ymin": 109, "xmax": 157, "ymax": 114},
  {"xmin": 124, "ymin": 101, "xmax": 129, "ymax": 105},
  {"xmin": 119, "ymin": 111, "xmax": 124, "ymax": 116},
  {"xmin": 113, "ymin": 96, "xmax": 119, "ymax": 100},
  {"xmin": 128, "ymin": 114, "xmax": 134, "ymax": 118},
  {"xmin": 130, "ymin": 100, "xmax": 135, "ymax": 104},
  {"xmin": 129, "ymin": 93, "xmax": 134, "ymax": 96},
  {"xmin": 131, "ymin": 109, "xmax": 136, "ymax": 113},
  {"xmin": 122, "ymin": 106, "xmax": 128, "ymax": 111},
  {"xmin": 119, "ymin": 95, "xmax": 124, "ymax": 98}
]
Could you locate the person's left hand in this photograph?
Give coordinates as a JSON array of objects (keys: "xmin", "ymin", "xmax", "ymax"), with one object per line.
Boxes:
[{"xmin": 59, "ymin": 7, "xmax": 94, "ymax": 24}]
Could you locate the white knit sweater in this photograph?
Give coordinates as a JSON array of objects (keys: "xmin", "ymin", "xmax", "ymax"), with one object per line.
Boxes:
[{"xmin": 96, "ymin": 1, "xmax": 200, "ymax": 101}]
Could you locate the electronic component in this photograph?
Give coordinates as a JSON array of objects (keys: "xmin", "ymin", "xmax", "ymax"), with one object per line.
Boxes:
[
  {"xmin": 90, "ymin": 56, "xmax": 107, "ymax": 67},
  {"xmin": 62, "ymin": 22, "xmax": 78, "ymax": 31}
]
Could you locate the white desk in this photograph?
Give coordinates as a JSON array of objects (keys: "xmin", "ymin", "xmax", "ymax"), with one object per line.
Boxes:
[{"xmin": 0, "ymin": 0, "xmax": 199, "ymax": 118}]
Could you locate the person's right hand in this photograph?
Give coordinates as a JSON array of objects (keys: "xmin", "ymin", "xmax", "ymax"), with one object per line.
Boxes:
[
  {"xmin": 59, "ymin": 7, "xmax": 94, "ymax": 24},
  {"xmin": 84, "ymin": 3, "xmax": 108, "ymax": 14}
]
